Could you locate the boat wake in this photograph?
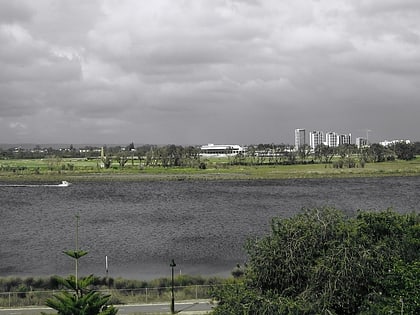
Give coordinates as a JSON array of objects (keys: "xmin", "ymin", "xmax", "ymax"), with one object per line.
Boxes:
[{"xmin": 0, "ymin": 181, "xmax": 71, "ymax": 187}]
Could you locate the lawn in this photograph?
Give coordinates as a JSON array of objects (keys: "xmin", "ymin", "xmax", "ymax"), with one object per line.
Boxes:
[{"xmin": 1, "ymin": 157, "xmax": 420, "ymax": 182}]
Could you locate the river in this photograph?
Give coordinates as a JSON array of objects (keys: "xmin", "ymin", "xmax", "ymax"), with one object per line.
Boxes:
[{"xmin": 1, "ymin": 176, "xmax": 419, "ymax": 280}]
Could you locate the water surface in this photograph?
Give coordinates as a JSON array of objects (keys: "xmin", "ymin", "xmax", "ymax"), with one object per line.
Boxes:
[{"xmin": 1, "ymin": 177, "xmax": 419, "ymax": 279}]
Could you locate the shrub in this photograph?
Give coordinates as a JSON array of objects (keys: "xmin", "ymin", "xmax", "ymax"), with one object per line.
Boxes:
[{"xmin": 212, "ymin": 208, "xmax": 420, "ymax": 314}]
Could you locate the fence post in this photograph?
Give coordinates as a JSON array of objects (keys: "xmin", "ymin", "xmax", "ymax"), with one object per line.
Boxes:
[
  {"xmin": 145, "ymin": 287, "xmax": 148, "ymax": 303},
  {"xmin": 195, "ymin": 285, "xmax": 198, "ymax": 300},
  {"xmin": 8, "ymin": 292, "xmax": 11, "ymax": 308}
]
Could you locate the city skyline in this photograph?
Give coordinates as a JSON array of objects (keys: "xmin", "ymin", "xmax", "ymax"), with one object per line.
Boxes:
[
  {"xmin": 1, "ymin": 1, "xmax": 420, "ymax": 145},
  {"xmin": 296, "ymin": 127, "xmax": 411, "ymax": 150}
]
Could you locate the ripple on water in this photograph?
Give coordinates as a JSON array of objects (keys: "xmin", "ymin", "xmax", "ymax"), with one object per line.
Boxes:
[{"xmin": 1, "ymin": 177, "xmax": 419, "ymax": 279}]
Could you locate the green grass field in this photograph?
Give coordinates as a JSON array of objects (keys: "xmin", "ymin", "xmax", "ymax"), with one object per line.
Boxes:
[{"xmin": 1, "ymin": 156, "xmax": 420, "ymax": 182}]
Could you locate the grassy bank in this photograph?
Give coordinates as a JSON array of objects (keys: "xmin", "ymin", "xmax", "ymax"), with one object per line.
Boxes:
[
  {"xmin": 1, "ymin": 157, "xmax": 420, "ymax": 182},
  {"xmin": 0, "ymin": 275, "xmax": 223, "ymax": 308}
]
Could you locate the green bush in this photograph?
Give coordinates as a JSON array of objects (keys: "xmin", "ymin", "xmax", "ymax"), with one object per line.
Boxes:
[{"xmin": 212, "ymin": 208, "xmax": 420, "ymax": 314}]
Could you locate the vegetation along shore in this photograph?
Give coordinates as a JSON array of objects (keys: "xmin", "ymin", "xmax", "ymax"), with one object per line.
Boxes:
[{"xmin": 1, "ymin": 142, "xmax": 420, "ymax": 182}]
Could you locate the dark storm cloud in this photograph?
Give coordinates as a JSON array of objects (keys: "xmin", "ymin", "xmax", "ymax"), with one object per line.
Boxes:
[{"xmin": 0, "ymin": 0, "xmax": 419, "ymax": 144}]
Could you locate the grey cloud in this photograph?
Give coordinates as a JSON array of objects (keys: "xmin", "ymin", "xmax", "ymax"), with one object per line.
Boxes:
[
  {"xmin": 0, "ymin": 57, "xmax": 82, "ymax": 82},
  {"xmin": 1, "ymin": 0, "xmax": 419, "ymax": 144},
  {"xmin": 0, "ymin": 1, "xmax": 33, "ymax": 23},
  {"xmin": 355, "ymin": 0, "xmax": 420, "ymax": 15}
]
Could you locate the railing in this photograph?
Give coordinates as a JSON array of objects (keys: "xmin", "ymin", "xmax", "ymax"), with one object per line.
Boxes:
[{"xmin": 0, "ymin": 285, "xmax": 216, "ymax": 308}]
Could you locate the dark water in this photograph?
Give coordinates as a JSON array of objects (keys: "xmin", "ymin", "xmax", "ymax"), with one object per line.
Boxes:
[{"xmin": 1, "ymin": 177, "xmax": 419, "ymax": 280}]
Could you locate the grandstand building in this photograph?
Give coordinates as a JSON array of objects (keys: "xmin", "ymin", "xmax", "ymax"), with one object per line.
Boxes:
[{"xmin": 200, "ymin": 144, "xmax": 245, "ymax": 157}]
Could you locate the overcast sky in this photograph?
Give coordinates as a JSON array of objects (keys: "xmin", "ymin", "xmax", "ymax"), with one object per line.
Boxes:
[{"xmin": 1, "ymin": 0, "xmax": 419, "ymax": 145}]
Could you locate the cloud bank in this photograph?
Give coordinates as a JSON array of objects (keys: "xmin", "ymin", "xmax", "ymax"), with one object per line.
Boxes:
[{"xmin": 1, "ymin": 0, "xmax": 419, "ymax": 144}]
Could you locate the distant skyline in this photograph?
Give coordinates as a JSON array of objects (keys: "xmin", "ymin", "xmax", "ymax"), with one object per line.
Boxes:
[{"xmin": 1, "ymin": 1, "xmax": 420, "ymax": 145}]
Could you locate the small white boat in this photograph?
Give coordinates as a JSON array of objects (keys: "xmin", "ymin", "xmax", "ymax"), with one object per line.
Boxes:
[{"xmin": 0, "ymin": 181, "xmax": 71, "ymax": 187}]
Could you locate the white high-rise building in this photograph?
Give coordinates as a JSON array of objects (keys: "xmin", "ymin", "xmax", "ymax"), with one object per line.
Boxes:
[
  {"xmin": 309, "ymin": 131, "xmax": 324, "ymax": 150},
  {"xmin": 294, "ymin": 129, "xmax": 306, "ymax": 150},
  {"xmin": 326, "ymin": 132, "xmax": 339, "ymax": 147}
]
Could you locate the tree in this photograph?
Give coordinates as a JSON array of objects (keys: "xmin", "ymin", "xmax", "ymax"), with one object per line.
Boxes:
[
  {"xmin": 297, "ymin": 144, "xmax": 311, "ymax": 163},
  {"xmin": 116, "ymin": 153, "xmax": 128, "ymax": 168},
  {"xmin": 212, "ymin": 208, "xmax": 420, "ymax": 314},
  {"xmin": 45, "ymin": 155, "xmax": 63, "ymax": 171},
  {"xmin": 101, "ymin": 155, "xmax": 112, "ymax": 169},
  {"xmin": 44, "ymin": 275, "xmax": 117, "ymax": 315},
  {"xmin": 368, "ymin": 143, "xmax": 386, "ymax": 162},
  {"xmin": 394, "ymin": 142, "xmax": 415, "ymax": 161},
  {"xmin": 314, "ymin": 144, "xmax": 335, "ymax": 163},
  {"xmin": 44, "ymin": 215, "xmax": 117, "ymax": 315}
]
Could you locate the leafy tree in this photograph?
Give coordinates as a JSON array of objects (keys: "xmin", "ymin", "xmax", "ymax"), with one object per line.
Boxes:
[
  {"xmin": 394, "ymin": 142, "xmax": 415, "ymax": 161},
  {"xmin": 314, "ymin": 144, "xmax": 335, "ymax": 163},
  {"xmin": 297, "ymin": 144, "xmax": 311, "ymax": 163},
  {"xmin": 212, "ymin": 208, "xmax": 420, "ymax": 314},
  {"xmin": 368, "ymin": 143, "xmax": 386, "ymax": 162},
  {"xmin": 413, "ymin": 141, "xmax": 420, "ymax": 155}
]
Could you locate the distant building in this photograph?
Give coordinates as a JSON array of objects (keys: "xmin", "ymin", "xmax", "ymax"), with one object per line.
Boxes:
[
  {"xmin": 325, "ymin": 132, "xmax": 339, "ymax": 147},
  {"xmin": 294, "ymin": 129, "xmax": 306, "ymax": 150},
  {"xmin": 380, "ymin": 139, "xmax": 411, "ymax": 146},
  {"xmin": 339, "ymin": 133, "xmax": 352, "ymax": 145},
  {"xmin": 200, "ymin": 144, "xmax": 245, "ymax": 157},
  {"xmin": 309, "ymin": 130, "xmax": 324, "ymax": 150},
  {"xmin": 356, "ymin": 137, "xmax": 368, "ymax": 148}
]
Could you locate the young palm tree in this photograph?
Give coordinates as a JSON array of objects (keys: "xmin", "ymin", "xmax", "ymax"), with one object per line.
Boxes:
[{"xmin": 43, "ymin": 215, "xmax": 117, "ymax": 315}]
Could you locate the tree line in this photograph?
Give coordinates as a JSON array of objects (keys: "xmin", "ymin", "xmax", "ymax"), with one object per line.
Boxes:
[{"xmin": 1, "ymin": 142, "xmax": 420, "ymax": 169}]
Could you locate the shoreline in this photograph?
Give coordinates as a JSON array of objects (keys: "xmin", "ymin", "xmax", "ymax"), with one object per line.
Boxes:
[
  {"xmin": 1, "ymin": 162, "xmax": 420, "ymax": 182},
  {"xmin": 1, "ymin": 170, "xmax": 420, "ymax": 183}
]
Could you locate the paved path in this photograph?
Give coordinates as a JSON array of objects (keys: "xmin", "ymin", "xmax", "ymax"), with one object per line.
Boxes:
[{"xmin": 0, "ymin": 301, "xmax": 214, "ymax": 315}]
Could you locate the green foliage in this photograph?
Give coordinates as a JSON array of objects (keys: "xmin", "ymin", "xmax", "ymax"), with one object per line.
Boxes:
[
  {"xmin": 212, "ymin": 208, "xmax": 420, "ymax": 314},
  {"xmin": 43, "ymin": 275, "xmax": 117, "ymax": 315},
  {"xmin": 0, "ymin": 276, "xmax": 63, "ymax": 292},
  {"xmin": 0, "ymin": 275, "xmax": 224, "ymax": 293},
  {"xmin": 63, "ymin": 250, "xmax": 88, "ymax": 260},
  {"xmin": 394, "ymin": 142, "xmax": 415, "ymax": 161},
  {"xmin": 359, "ymin": 260, "xmax": 420, "ymax": 314},
  {"xmin": 212, "ymin": 281, "xmax": 311, "ymax": 315}
]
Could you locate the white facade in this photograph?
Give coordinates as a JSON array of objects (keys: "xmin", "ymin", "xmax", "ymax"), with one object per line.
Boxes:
[
  {"xmin": 325, "ymin": 132, "xmax": 339, "ymax": 147},
  {"xmin": 380, "ymin": 139, "xmax": 411, "ymax": 146},
  {"xmin": 200, "ymin": 144, "xmax": 245, "ymax": 157},
  {"xmin": 294, "ymin": 129, "xmax": 306, "ymax": 150},
  {"xmin": 309, "ymin": 131, "xmax": 324, "ymax": 150}
]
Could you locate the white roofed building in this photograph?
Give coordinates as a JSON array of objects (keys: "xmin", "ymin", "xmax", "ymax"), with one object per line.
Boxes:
[{"xmin": 200, "ymin": 144, "xmax": 245, "ymax": 157}]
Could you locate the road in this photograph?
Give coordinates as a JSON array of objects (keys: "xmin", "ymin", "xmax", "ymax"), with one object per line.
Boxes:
[{"xmin": 0, "ymin": 301, "xmax": 214, "ymax": 315}]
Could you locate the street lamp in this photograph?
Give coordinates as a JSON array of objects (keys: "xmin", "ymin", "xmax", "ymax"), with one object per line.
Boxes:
[{"xmin": 170, "ymin": 259, "xmax": 176, "ymax": 314}]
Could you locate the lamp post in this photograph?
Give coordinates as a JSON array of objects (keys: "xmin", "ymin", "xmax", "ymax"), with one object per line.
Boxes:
[
  {"xmin": 105, "ymin": 255, "xmax": 109, "ymax": 288},
  {"xmin": 170, "ymin": 259, "xmax": 176, "ymax": 314}
]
